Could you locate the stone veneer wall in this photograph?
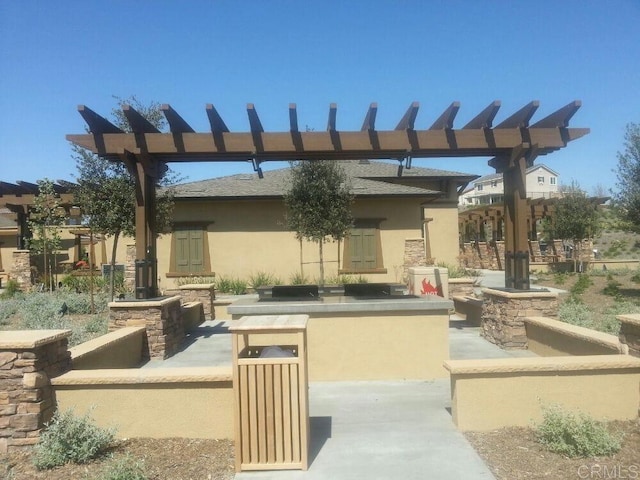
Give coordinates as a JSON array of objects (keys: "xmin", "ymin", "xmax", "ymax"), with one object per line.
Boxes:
[
  {"xmin": 0, "ymin": 330, "xmax": 71, "ymax": 452},
  {"xmin": 448, "ymin": 278, "xmax": 476, "ymax": 299},
  {"xmin": 163, "ymin": 284, "xmax": 216, "ymax": 320},
  {"xmin": 459, "ymin": 242, "xmax": 503, "ymax": 270},
  {"xmin": 124, "ymin": 244, "xmax": 136, "ymax": 292},
  {"xmin": 617, "ymin": 314, "xmax": 640, "ymax": 358},
  {"xmin": 109, "ymin": 296, "xmax": 184, "ymax": 360},
  {"xmin": 402, "ymin": 238, "xmax": 428, "ymax": 283},
  {"xmin": 481, "ymin": 288, "xmax": 559, "ymax": 348},
  {"xmin": 10, "ymin": 251, "xmax": 32, "ymax": 292}
]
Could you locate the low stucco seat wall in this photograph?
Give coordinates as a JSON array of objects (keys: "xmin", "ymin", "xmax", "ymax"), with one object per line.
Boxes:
[
  {"xmin": 524, "ymin": 316, "xmax": 628, "ymax": 356},
  {"xmin": 444, "ymin": 355, "xmax": 640, "ymax": 431},
  {"xmin": 51, "ymin": 366, "xmax": 234, "ymax": 439},
  {"xmin": 70, "ymin": 326, "xmax": 146, "ymax": 369}
]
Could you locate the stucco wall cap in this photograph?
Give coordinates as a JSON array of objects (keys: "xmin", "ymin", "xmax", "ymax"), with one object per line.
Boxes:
[
  {"xmin": 178, "ymin": 284, "xmax": 215, "ymax": 290},
  {"xmin": 444, "ymin": 354, "xmax": 640, "ymax": 375},
  {"xmin": 617, "ymin": 314, "xmax": 640, "ymax": 327},
  {"xmin": 0, "ymin": 330, "xmax": 71, "ymax": 349},
  {"xmin": 108, "ymin": 295, "xmax": 182, "ymax": 308},
  {"xmin": 69, "ymin": 327, "xmax": 146, "ymax": 360},
  {"xmin": 481, "ymin": 288, "xmax": 558, "ymax": 299},
  {"xmin": 525, "ymin": 316, "xmax": 626, "ymax": 352},
  {"xmin": 51, "ymin": 366, "xmax": 233, "ymax": 386}
]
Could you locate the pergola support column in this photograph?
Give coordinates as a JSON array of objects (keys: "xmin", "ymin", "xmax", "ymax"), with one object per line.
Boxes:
[
  {"xmin": 491, "ymin": 145, "xmax": 537, "ymax": 290},
  {"xmin": 122, "ymin": 152, "xmax": 159, "ymax": 299}
]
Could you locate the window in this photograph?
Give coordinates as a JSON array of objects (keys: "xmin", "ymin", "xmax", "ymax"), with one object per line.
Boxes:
[
  {"xmin": 537, "ymin": 176, "xmax": 545, "ymax": 184},
  {"xmin": 169, "ymin": 224, "xmax": 212, "ymax": 275},
  {"xmin": 341, "ymin": 219, "xmax": 386, "ymax": 273},
  {"xmin": 476, "ymin": 184, "xmax": 484, "ymax": 191},
  {"xmin": 490, "ymin": 180, "xmax": 498, "ymax": 188},
  {"xmin": 550, "ymin": 177, "xmax": 557, "ymax": 185}
]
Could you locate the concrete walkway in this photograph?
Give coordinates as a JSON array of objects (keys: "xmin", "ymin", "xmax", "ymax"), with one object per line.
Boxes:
[{"xmin": 143, "ymin": 269, "xmax": 551, "ymax": 479}]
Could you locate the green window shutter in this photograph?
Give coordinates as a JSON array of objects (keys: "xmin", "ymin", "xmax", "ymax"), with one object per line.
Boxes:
[
  {"xmin": 174, "ymin": 228, "xmax": 205, "ymax": 273},
  {"xmin": 349, "ymin": 227, "xmax": 377, "ymax": 270},
  {"xmin": 189, "ymin": 229, "xmax": 204, "ymax": 272},
  {"xmin": 175, "ymin": 230, "xmax": 190, "ymax": 273}
]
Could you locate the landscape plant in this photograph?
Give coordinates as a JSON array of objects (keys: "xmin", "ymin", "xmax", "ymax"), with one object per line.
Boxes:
[
  {"xmin": 613, "ymin": 122, "xmax": 640, "ymax": 231},
  {"xmin": 249, "ymin": 271, "xmax": 282, "ymax": 289},
  {"xmin": 285, "ymin": 160, "xmax": 353, "ymax": 285},
  {"xmin": 27, "ymin": 179, "xmax": 67, "ymax": 292},
  {"xmin": 97, "ymin": 454, "xmax": 148, "ymax": 480},
  {"xmin": 536, "ymin": 404, "xmax": 622, "ymax": 458},
  {"xmin": 33, "ymin": 408, "xmax": 116, "ymax": 470}
]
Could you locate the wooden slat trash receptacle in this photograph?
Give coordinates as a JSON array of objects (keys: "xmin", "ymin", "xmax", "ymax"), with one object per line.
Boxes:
[{"xmin": 230, "ymin": 314, "xmax": 310, "ymax": 472}]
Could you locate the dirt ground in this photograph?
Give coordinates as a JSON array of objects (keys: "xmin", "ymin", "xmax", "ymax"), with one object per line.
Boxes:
[{"xmin": 0, "ymin": 438, "xmax": 235, "ymax": 480}]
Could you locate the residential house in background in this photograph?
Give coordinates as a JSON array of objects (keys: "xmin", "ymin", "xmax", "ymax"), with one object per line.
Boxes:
[{"xmin": 458, "ymin": 164, "xmax": 560, "ymax": 207}]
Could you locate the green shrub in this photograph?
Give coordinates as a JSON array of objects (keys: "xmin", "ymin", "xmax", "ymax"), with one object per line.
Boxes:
[
  {"xmin": 249, "ymin": 271, "xmax": 281, "ymax": 289},
  {"xmin": 558, "ymin": 298, "xmax": 592, "ymax": 328},
  {"xmin": 570, "ymin": 274, "xmax": 593, "ymax": 296},
  {"xmin": 553, "ymin": 272, "xmax": 568, "ymax": 285},
  {"xmin": 536, "ymin": 405, "xmax": 621, "ymax": 458},
  {"xmin": 631, "ymin": 271, "xmax": 640, "ymax": 283},
  {"xmin": 98, "ymin": 454, "xmax": 148, "ymax": 480},
  {"xmin": 0, "ymin": 298, "xmax": 20, "ymax": 324},
  {"xmin": 289, "ymin": 272, "xmax": 311, "ymax": 285},
  {"xmin": 216, "ymin": 276, "xmax": 248, "ymax": 295},
  {"xmin": 33, "ymin": 408, "xmax": 116, "ymax": 470},
  {"xmin": 0, "ymin": 279, "xmax": 21, "ymax": 299},
  {"xmin": 602, "ymin": 276, "xmax": 621, "ymax": 297}
]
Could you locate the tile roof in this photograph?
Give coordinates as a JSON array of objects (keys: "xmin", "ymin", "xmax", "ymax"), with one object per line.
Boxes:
[{"xmin": 171, "ymin": 160, "xmax": 477, "ymax": 199}]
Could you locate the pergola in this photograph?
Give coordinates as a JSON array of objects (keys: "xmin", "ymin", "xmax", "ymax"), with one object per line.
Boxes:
[
  {"xmin": 67, "ymin": 100, "xmax": 588, "ymax": 297},
  {"xmin": 0, "ymin": 181, "xmax": 76, "ymax": 249}
]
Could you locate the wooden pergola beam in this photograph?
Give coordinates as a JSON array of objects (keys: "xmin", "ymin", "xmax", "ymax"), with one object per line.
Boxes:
[
  {"xmin": 495, "ymin": 101, "xmax": 539, "ymax": 129},
  {"xmin": 122, "ymin": 105, "xmax": 160, "ymax": 134},
  {"xmin": 161, "ymin": 104, "xmax": 195, "ymax": 133},
  {"xmin": 361, "ymin": 103, "xmax": 378, "ymax": 131},
  {"xmin": 463, "ymin": 101, "xmax": 501, "ymax": 129},
  {"xmin": 289, "ymin": 103, "xmax": 299, "ymax": 132},
  {"xmin": 78, "ymin": 105, "xmax": 123, "ymax": 134},
  {"xmin": 327, "ymin": 103, "xmax": 337, "ymax": 131},
  {"xmin": 531, "ymin": 100, "xmax": 582, "ymax": 128},
  {"xmin": 206, "ymin": 104, "xmax": 230, "ymax": 133},
  {"xmin": 395, "ymin": 102, "xmax": 419, "ymax": 130},
  {"xmin": 247, "ymin": 103, "xmax": 264, "ymax": 133},
  {"xmin": 430, "ymin": 102, "xmax": 460, "ymax": 130}
]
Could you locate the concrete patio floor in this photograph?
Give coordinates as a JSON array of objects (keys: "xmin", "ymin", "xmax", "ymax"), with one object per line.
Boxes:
[{"xmin": 142, "ymin": 270, "xmax": 550, "ymax": 479}]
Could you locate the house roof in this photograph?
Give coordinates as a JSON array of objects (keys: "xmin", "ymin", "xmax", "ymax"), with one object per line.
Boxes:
[
  {"xmin": 171, "ymin": 160, "xmax": 477, "ymax": 200},
  {"xmin": 471, "ymin": 163, "xmax": 559, "ymax": 185}
]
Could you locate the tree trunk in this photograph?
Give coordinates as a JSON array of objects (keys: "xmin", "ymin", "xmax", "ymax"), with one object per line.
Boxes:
[
  {"xmin": 109, "ymin": 231, "xmax": 121, "ymax": 301},
  {"xmin": 318, "ymin": 239, "xmax": 325, "ymax": 286}
]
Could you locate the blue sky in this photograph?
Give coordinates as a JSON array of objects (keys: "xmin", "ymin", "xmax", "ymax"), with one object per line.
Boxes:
[{"xmin": 1, "ymin": 1, "xmax": 639, "ymax": 194}]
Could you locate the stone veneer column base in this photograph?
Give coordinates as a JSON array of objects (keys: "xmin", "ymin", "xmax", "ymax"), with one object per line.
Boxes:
[
  {"xmin": 10, "ymin": 250, "xmax": 32, "ymax": 292},
  {"xmin": 0, "ymin": 330, "xmax": 71, "ymax": 452},
  {"xmin": 163, "ymin": 284, "xmax": 216, "ymax": 320},
  {"xmin": 616, "ymin": 314, "xmax": 640, "ymax": 357},
  {"xmin": 108, "ymin": 296, "xmax": 184, "ymax": 360},
  {"xmin": 481, "ymin": 288, "xmax": 559, "ymax": 349}
]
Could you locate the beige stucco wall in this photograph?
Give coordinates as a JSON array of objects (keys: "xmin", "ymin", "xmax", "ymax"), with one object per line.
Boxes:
[
  {"xmin": 154, "ymin": 196, "xmax": 437, "ymax": 289},
  {"xmin": 52, "ymin": 367, "xmax": 234, "ymax": 439},
  {"xmin": 70, "ymin": 327, "xmax": 146, "ymax": 370},
  {"xmin": 423, "ymin": 203, "xmax": 460, "ymax": 266},
  {"xmin": 445, "ymin": 356, "xmax": 640, "ymax": 431},
  {"xmin": 231, "ymin": 311, "xmax": 451, "ymax": 381}
]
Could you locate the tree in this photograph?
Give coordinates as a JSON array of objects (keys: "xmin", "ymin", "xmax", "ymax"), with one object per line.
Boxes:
[
  {"xmin": 613, "ymin": 122, "xmax": 640, "ymax": 231},
  {"xmin": 284, "ymin": 160, "xmax": 354, "ymax": 285},
  {"xmin": 72, "ymin": 95, "xmax": 176, "ymax": 300},
  {"xmin": 28, "ymin": 179, "xmax": 67, "ymax": 291},
  {"xmin": 550, "ymin": 181, "xmax": 601, "ymax": 272}
]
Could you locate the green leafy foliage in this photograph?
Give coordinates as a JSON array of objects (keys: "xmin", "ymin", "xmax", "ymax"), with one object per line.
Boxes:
[
  {"xmin": 0, "ymin": 279, "xmax": 20, "ymax": 299},
  {"xmin": 33, "ymin": 409, "xmax": 116, "ymax": 470},
  {"xmin": 536, "ymin": 405, "xmax": 622, "ymax": 458},
  {"xmin": 569, "ymin": 274, "xmax": 593, "ymax": 296},
  {"xmin": 215, "ymin": 276, "xmax": 247, "ymax": 295},
  {"xmin": 289, "ymin": 272, "xmax": 311, "ymax": 285},
  {"xmin": 285, "ymin": 160, "xmax": 354, "ymax": 284},
  {"xmin": 249, "ymin": 271, "xmax": 282, "ymax": 288},
  {"xmin": 613, "ymin": 122, "xmax": 640, "ymax": 232},
  {"xmin": 97, "ymin": 454, "xmax": 148, "ymax": 480},
  {"xmin": 602, "ymin": 274, "xmax": 621, "ymax": 297}
]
